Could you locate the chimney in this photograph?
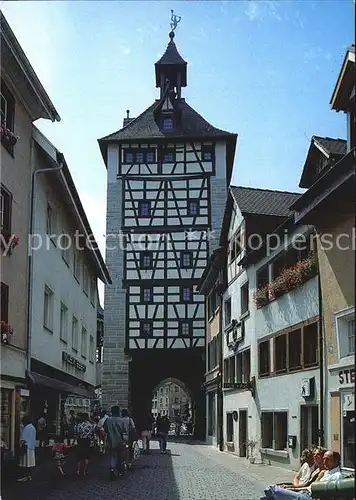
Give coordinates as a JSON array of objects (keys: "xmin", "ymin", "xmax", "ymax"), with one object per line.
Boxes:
[{"xmin": 123, "ymin": 109, "xmax": 134, "ymax": 127}]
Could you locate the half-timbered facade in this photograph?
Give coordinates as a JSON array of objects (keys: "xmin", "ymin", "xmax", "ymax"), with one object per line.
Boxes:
[{"xmin": 98, "ymin": 30, "xmax": 236, "ymax": 435}]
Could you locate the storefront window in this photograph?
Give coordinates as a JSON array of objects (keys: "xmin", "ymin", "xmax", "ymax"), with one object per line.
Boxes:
[
  {"xmin": 342, "ymin": 390, "xmax": 355, "ymax": 469},
  {"xmin": 0, "ymin": 389, "xmax": 12, "ymax": 451}
]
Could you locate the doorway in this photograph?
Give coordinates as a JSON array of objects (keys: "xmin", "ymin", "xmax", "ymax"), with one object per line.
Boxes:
[
  {"xmin": 239, "ymin": 409, "xmax": 247, "ymax": 457},
  {"xmin": 300, "ymin": 405, "xmax": 319, "ymax": 452}
]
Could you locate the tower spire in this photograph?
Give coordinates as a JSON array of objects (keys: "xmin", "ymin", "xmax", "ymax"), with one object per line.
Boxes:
[{"xmin": 155, "ymin": 10, "xmax": 187, "ymax": 99}]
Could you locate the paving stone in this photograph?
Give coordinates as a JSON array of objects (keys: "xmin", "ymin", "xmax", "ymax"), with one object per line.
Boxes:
[{"xmin": 2, "ymin": 440, "xmax": 295, "ymax": 500}]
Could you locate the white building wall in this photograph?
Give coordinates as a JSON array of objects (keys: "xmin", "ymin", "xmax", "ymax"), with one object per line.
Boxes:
[{"xmin": 31, "ymin": 174, "xmax": 97, "ymax": 387}]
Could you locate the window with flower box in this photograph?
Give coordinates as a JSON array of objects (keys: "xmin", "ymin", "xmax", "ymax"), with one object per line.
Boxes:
[
  {"xmin": 1, "ymin": 80, "xmax": 16, "ymax": 155},
  {"xmin": 256, "ymin": 265, "xmax": 269, "ymax": 289},
  {"xmin": 1, "ymin": 282, "xmax": 9, "ymax": 323},
  {"xmin": 0, "ymin": 185, "xmax": 11, "ymax": 235}
]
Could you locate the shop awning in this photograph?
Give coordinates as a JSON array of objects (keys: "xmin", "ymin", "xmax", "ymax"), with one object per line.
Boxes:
[{"xmin": 26, "ymin": 371, "xmax": 94, "ymax": 399}]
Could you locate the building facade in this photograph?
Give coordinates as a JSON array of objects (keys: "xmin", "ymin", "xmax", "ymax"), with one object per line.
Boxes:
[
  {"xmin": 151, "ymin": 379, "xmax": 191, "ymax": 421},
  {"xmin": 0, "ymin": 12, "xmax": 59, "ymax": 456},
  {"xmin": 292, "ymin": 45, "xmax": 355, "ymax": 471},
  {"xmin": 98, "ymin": 29, "xmax": 236, "ymax": 433},
  {"xmin": 27, "ymin": 128, "xmax": 110, "ymax": 435}
]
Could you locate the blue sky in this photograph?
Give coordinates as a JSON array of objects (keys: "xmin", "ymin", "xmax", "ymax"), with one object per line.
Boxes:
[{"xmin": 2, "ymin": 0, "xmax": 353, "ymax": 301}]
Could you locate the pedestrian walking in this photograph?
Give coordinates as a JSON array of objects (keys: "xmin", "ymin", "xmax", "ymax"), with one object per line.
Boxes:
[
  {"xmin": 97, "ymin": 410, "xmax": 109, "ymax": 454},
  {"xmin": 121, "ymin": 409, "xmax": 137, "ymax": 469},
  {"xmin": 103, "ymin": 406, "xmax": 125, "ymax": 480},
  {"xmin": 140, "ymin": 411, "xmax": 154, "ymax": 454},
  {"xmin": 65, "ymin": 410, "xmax": 76, "ymax": 445},
  {"xmin": 17, "ymin": 415, "xmax": 36, "ymax": 482},
  {"xmin": 52, "ymin": 436, "xmax": 70, "ymax": 476},
  {"xmin": 157, "ymin": 415, "xmax": 170, "ymax": 454},
  {"xmin": 37, "ymin": 414, "xmax": 47, "ymax": 448},
  {"xmin": 75, "ymin": 413, "xmax": 95, "ymax": 476}
]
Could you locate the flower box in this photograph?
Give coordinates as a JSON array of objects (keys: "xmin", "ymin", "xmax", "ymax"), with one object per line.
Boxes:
[
  {"xmin": 1, "ymin": 124, "xmax": 18, "ymax": 153},
  {"xmin": 0, "ymin": 231, "xmax": 19, "ymax": 254},
  {"xmin": 254, "ymin": 253, "xmax": 318, "ymax": 307},
  {"xmin": 253, "ymin": 286, "xmax": 269, "ymax": 308},
  {"xmin": 1, "ymin": 322, "xmax": 13, "ymax": 345}
]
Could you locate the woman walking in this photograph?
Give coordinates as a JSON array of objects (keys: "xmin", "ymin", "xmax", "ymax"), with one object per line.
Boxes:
[
  {"xmin": 17, "ymin": 415, "xmax": 36, "ymax": 482},
  {"xmin": 75, "ymin": 413, "xmax": 95, "ymax": 476}
]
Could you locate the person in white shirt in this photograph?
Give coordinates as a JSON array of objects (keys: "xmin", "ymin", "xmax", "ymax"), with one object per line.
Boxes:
[
  {"xmin": 97, "ymin": 411, "xmax": 109, "ymax": 454},
  {"xmin": 261, "ymin": 450, "xmax": 343, "ymax": 500}
]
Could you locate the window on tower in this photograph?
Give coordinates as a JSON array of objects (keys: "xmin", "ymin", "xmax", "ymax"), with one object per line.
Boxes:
[
  {"xmin": 181, "ymin": 251, "xmax": 193, "ymax": 268},
  {"xmin": 124, "ymin": 151, "xmax": 134, "ymax": 163},
  {"xmin": 141, "ymin": 286, "xmax": 153, "ymax": 303},
  {"xmin": 135, "ymin": 151, "xmax": 144, "ymax": 163},
  {"xmin": 201, "ymin": 146, "xmax": 214, "ymax": 161},
  {"xmin": 140, "ymin": 321, "xmax": 153, "ymax": 337},
  {"xmin": 138, "ymin": 200, "xmax": 151, "ymax": 217},
  {"xmin": 161, "ymin": 149, "xmax": 175, "ymax": 163},
  {"xmin": 187, "ymin": 199, "xmax": 200, "ymax": 216},
  {"xmin": 162, "ymin": 117, "xmax": 174, "ymax": 131},
  {"xmin": 179, "ymin": 321, "xmax": 191, "ymax": 337},
  {"xmin": 140, "ymin": 251, "xmax": 153, "ymax": 269},
  {"xmin": 146, "ymin": 150, "xmax": 155, "ymax": 163},
  {"xmin": 181, "ymin": 286, "xmax": 193, "ymax": 302}
]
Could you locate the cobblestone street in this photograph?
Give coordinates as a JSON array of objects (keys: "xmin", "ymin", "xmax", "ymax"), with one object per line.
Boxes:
[{"xmin": 2, "ymin": 440, "xmax": 293, "ymax": 500}]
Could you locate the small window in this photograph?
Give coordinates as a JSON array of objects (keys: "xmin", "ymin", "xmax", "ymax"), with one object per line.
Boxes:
[
  {"xmin": 1, "ymin": 282, "xmax": 9, "ymax": 323},
  {"xmin": 258, "ymin": 340, "xmax": 270, "ymax": 377},
  {"xmin": 348, "ymin": 319, "xmax": 355, "ymax": 355},
  {"xmin": 181, "ymin": 286, "xmax": 193, "ymax": 302},
  {"xmin": 83, "ymin": 265, "xmax": 89, "ymax": 295},
  {"xmin": 208, "ymin": 290, "xmax": 217, "ymax": 318},
  {"xmin": 72, "ymin": 316, "xmax": 78, "ymax": 351},
  {"xmin": 138, "ymin": 200, "xmax": 151, "ymax": 217},
  {"xmin": 146, "ymin": 150, "xmax": 155, "ymax": 163},
  {"xmin": 274, "ymin": 334, "xmax": 287, "ymax": 373},
  {"xmin": 257, "ymin": 265, "xmax": 269, "ymax": 289},
  {"xmin": 1, "ymin": 80, "xmax": 15, "ymax": 132},
  {"xmin": 43, "ymin": 286, "xmax": 54, "ymax": 332},
  {"xmin": 179, "ymin": 321, "xmax": 191, "ymax": 337},
  {"xmin": 90, "ymin": 278, "xmax": 96, "ymax": 306},
  {"xmin": 274, "ymin": 412, "xmax": 288, "ymax": 450},
  {"xmin": 135, "ymin": 151, "xmax": 144, "ymax": 163},
  {"xmin": 224, "ymin": 298, "xmax": 231, "ymax": 327},
  {"xmin": 81, "ymin": 327, "xmax": 87, "ymax": 358},
  {"xmin": 0, "ymin": 185, "xmax": 11, "ymax": 235},
  {"xmin": 140, "ymin": 251, "xmax": 153, "ymax": 269},
  {"xmin": 241, "ymin": 282, "xmax": 249, "ymax": 315},
  {"xmin": 229, "ymin": 232, "xmax": 241, "ymax": 263},
  {"xmin": 124, "ymin": 151, "xmax": 134, "ymax": 163},
  {"xmin": 288, "ymin": 329, "xmax": 301, "ymax": 370},
  {"xmin": 60, "ymin": 302, "xmax": 68, "ymax": 342},
  {"xmin": 141, "ymin": 287, "xmax": 153, "ymax": 303},
  {"xmin": 181, "ymin": 251, "xmax": 193, "ymax": 268},
  {"xmin": 46, "ymin": 202, "xmax": 54, "ymax": 235},
  {"xmin": 162, "ymin": 149, "xmax": 175, "ymax": 163},
  {"xmin": 162, "ymin": 117, "xmax": 174, "ymax": 131},
  {"xmin": 303, "ymin": 322, "xmax": 318, "ymax": 366},
  {"xmin": 141, "ymin": 321, "xmax": 153, "ymax": 337},
  {"xmin": 187, "ymin": 200, "xmax": 199, "ymax": 216},
  {"xmin": 73, "ymin": 250, "xmax": 81, "ymax": 282},
  {"xmin": 261, "ymin": 412, "xmax": 273, "ymax": 448},
  {"xmin": 201, "ymin": 146, "xmax": 213, "ymax": 161},
  {"xmin": 89, "ymin": 335, "xmax": 94, "ymax": 363}
]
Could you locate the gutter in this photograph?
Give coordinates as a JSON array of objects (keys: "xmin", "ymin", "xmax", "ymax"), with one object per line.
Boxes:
[
  {"xmin": 217, "ymin": 287, "xmax": 224, "ymax": 452},
  {"xmin": 26, "ymin": 159, "xmax": 64, "ymax": 373},
  {"xmin": 315, "ymin": 229, "xmax": 325, "ymax": 446}
]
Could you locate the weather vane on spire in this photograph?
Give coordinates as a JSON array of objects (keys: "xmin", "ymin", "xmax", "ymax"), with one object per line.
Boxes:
[{"xmin": 170, "ymin": 9, "xmax": 181, "ymax": 33}]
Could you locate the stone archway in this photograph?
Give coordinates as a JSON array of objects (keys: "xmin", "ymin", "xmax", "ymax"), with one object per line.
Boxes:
[{"xmin": 128, "ymin": 348, "xmax": 205, "ymax": 439}]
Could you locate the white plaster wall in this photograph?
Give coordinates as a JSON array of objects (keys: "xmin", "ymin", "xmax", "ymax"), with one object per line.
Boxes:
[
  {"xmin": 223, "ymin": 391, "xmax": 259, "ymax": 454},
  {"xmin": 30, "ymin": 174, "xmax": 97, "ymax": 387}
]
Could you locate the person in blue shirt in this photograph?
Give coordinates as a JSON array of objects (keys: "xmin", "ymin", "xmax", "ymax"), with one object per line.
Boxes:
[{"xmin": 17, "ymin": 415, "xmax": 37, "ymax": 482}]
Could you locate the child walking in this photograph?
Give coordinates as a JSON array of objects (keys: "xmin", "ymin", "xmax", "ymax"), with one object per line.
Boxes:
[{"xmin": 52, "ymin": 436, "xmax": 69, "ymax": 475}]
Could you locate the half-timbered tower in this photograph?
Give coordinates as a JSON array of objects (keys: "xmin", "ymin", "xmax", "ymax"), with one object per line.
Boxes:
[{"xmin": 98, "ymin": 29, "xmax": 237, "ymax": 436}]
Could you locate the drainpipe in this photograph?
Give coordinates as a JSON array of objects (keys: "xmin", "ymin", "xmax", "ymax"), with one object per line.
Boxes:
[
  {"xmin": 26, "ymin": 160, "xmax": 64, "ymax": 374},
  {"xmin": 315, "ymin": 230, "xmax": 325, "ymax": 446},
  {"xmin": 218, "ymin": 284, "xmax": 224, "ymax": 452}
]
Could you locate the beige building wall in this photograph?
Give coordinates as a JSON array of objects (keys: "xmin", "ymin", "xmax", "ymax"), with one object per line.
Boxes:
[
  {"xmin": 316, "ymin": 213, "xmax": 355, "ymax": 366},
  {"xmin": 1, "ymin": 78, "xmax": 33, "ymax": 368}
]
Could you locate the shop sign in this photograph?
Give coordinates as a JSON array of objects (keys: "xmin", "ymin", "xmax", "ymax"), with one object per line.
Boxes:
[
  {"xmin": 62, "ymin": 351, "xmax": 86, "ymax": 372},
  {"xmin": 20, "ymin": 389, "xmax": 30, "ymax": 397},
  {"xmin": 343, "ymin": 392, "xmax": 355, "ymax": 412},
  {"xmin": 338, "ymin": 368, "xmax": 355, "ymax": 386}
]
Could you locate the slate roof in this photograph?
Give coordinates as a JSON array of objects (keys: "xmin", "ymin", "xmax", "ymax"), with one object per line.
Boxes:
[
  {"xmin": 99, "ymin": 99, "xmax": 236, "ymax": 143},
  {"xmin": 313, "ymin": 136, "xmax": 347, "ymax": 157},
  {"xmin": 230, "ymin": 186, "xmax": 301, "ymax": 217},
  {"xmin": 155, "ymin": 38, "xmax": 187, "ymax": 66}
]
